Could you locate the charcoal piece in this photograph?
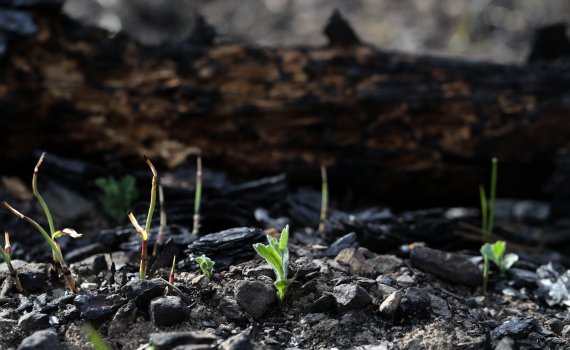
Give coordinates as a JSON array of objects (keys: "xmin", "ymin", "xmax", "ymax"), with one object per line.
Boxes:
[{"xmin": 186, "ymin": 227, "xmax": 265, "ymax": 264}]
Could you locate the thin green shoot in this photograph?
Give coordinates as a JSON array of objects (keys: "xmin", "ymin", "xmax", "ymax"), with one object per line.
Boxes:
[
  {"xmin": 84, "ymin": 324, "xmax": 110, "ymax": 350},
  {"xmin": 479, "ymin": 158, "xmax": 498, "ymax": 243},
  {"xmin": 167, "ymin": 255, "xmax": 176, "ymax": 294},
  {"xmin": 0, "ymin": 231, "xmax": 24, "ymax": 293},
  {"xmin": 3, "ymin": 202, "xmax": 77, "ymax": 293},
  {"xmin": 127, "ymin": 156, "xmax": 157, "ymax": 280},
  {"xmin": 152, "ymin": 183, "xmax": 167, "ymax": 257},
  {"xmin": 33, "ymin": 152, "xmax": 55, "ymax": 236},
  {"xmin": 253, "ymin": 225, "xmax": 292, "ymax": 300},
  {"xmin": 192, "ymin": 155, "xmax": 202, "ymax": 235},
  {"xmin": 195, "ymin": 254, "xmax": 214, "ymax": 278},
  {"xmin": 318, "ymin": 165, "xmax": 328, "ymax": 233}
]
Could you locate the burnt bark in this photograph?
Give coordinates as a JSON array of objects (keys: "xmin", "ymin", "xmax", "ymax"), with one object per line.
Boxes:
[{"xmin": 1, "ymin": 3, "xmax": 570, "ymax": 206}]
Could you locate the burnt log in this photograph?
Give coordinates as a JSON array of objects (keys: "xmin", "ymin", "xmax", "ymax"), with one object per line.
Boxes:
[{"xmin": 1, "ymin": 4, "xmax": 570, "ymax": 206}]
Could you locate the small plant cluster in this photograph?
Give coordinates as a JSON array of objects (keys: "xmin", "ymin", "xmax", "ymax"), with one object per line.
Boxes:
[
  {"xmin": 195, "ymin": 254, "xmax": 215, "ymax": 278},
  {"xmin": 95, "ymin": 175, "xmax": 138, "ymax": 223},
  {"xmin": 253, "ymin": 225, "xmax": 292, "ymax": 300},
  {"xmin": 3, "ymin": 153, "xmax": 81, "ymax": 293}
]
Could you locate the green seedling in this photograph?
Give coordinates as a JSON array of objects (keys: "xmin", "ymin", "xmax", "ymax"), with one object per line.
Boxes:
[
  {"xmin": 253, "ymin": 225, "xmax": 292, "ymax": 300},
  {"xmin": 166, "ymin": 255, "xmax": 176, "ymax": 294},
  {"xmin": 95, "ymin": 175, "xmax": 138, "ymax": 223},
  {"xmin": 192, "ymin": 155, "xmax": 202, "ymax": 235},
  {"xmin": 3, "ymin": 152, "xmax": 80, "ymax": 293},
  {"xmin": 318, "ymin": 165, "xmax": 328, "ymax": 233},
  {"xmin": 152, "ymin": 183, "xmax": 167, "ymax": 257},
  {"xmin": 195, "ymin": 254, "xmax": 214, "ymax": 278},
  {"xmin": 0, "ymin": 231, "xmax": 24, "ymax": 293},
  {"xmin": 479, "ymin": 158, "xmax": 498, "ymax": 243},
  {"xmin": 127, "ymin": 157, "xmax": 157, "ymax": 280},
  {"xmin": 85, "ymin": 324, "xmax": 110, "ymax": 350},
  {"xmin": 481, "ymin": 240, "xmax": 518, "ymax": 292}
]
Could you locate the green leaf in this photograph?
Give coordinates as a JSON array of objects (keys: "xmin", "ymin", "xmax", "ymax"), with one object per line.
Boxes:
[
  {"xmin": 491, "ymin": 241, "xmax": 506, "ymax": 261},
  {"xmin": 253, "ymin": 243, "xmax": 284, "ymax": 278},
  {"xmin": 502, "ymin": 253, "xmax": 519, "ymax": 271},
  {"xmin": 480, "ymin": 243, "xmax": 493, "ymax": 260},
  {"xmin": 279, "ymin": 225, "xmax": 289, "ymax": 251}
]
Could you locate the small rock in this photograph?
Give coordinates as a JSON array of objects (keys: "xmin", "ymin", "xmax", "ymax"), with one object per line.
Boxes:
[
  {"xmin": 429, "ymin": 294, "xmax": 451, "ymax": 318},
  {"xmin": 544, "ymin": 318, "xmax": 564, "ymax": 334},
  {"xmin": 491, "ymin": 317, "xmax": 537, "ymax": 340},
  {"xmin": 244, "ymin": 265, "xmax": 274, "ymax": 279},
  {"xmin": 121, "ymin": 279, "xmax": 165, "ymax": 311},
  {"xmin": 508, "ymin": 268, "xmax": 538, "ymax": 288},
  {"xmin": 399, "ymin": 287, "xmax": 431, "ymax": 319},
  {"xmin": 220, "ymin": 331, "xmax": 254, "ymax": 350},
  {"xmin": 109, "ymin": 301, "xmax": 137, "ymax": 337},
  {"xmin": 150, "ymin": 296, "xmax": 189, "ymax": 327},
  {"xmin": 18, "ymin": 311, "xmax": 50, "ymax": 331},
  {"xmin": 410, "ymin": 246, "xmax": 482, "ymax": 287},
  {"xmin": 74, "ymin": 294, "xmax": 126, "ymax": 321},
  {"xmin": 561, "ymin": 324, "xmax": 570, "ymax": 337},
  {"xmin": 307, "ymin": 294, "xmax": 336, "ymax": 314},
  {"xmin": 335, "ymin": 248, "xmax": 375, "ymax": 276},
  {"xmin": 18, "ymin": 329, "xmax": 62, "ymax": 350},
  {"xmin": 234, "ymin": 280, "xmax": 277, "ymax": 320},
  {"xmin": 379, "ymin": 291, "xmax": 403, "ymax": 317},
  {"xmin": 332, "ymin": 284, "xmax": 372, "ymax": 311},
  {"xmin": 91, "ymin": 255, "xmax": 108, "ymax": 274},
  {"xmin": 396, "ymin": 274, "xmax": 415, "ymax": 287},
  {"xmin": 149, "ymin": 331, "xmax": 218, "ymax": 350},
  {"xmin": 367, "ymin": 254, "xmax": 404, "ymax": 275},
  {"xmin": 19, "ymin": 263, "xmax": 48, "ymax": 292},
  {"xmin": 376, "ymin": 275, "xmax": 396, "ymax": 287},
  {"xmin": 323, "ymin": 232, "xmax": 357, "ymax": 257},
  {"xmin": 219, "ymin": 298, "xmax": 247, "ymax": 323},
  {"xmin": 494, "ymin": 337, "xmax": 515, "ymax": 350}
]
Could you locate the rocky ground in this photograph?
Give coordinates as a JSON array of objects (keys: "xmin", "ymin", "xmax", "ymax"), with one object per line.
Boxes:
[{"xmin": 1, "ymin": 156, "xmax": 570, "ymax": 349}]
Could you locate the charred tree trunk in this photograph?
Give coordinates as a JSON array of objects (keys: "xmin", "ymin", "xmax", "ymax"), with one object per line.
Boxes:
[{"xmin": 2, "ymin": 2, "xmax": 570, "ymax": 206}]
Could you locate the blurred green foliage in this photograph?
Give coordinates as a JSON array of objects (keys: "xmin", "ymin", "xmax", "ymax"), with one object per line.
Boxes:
[{"xmin": 95, "ymin": 175, "xmax": 138, "ymax": 223}]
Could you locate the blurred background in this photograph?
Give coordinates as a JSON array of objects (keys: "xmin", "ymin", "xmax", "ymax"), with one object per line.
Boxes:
[{"xmin": 64, "ymin": 0, "xmax": 570, "ymax": 63}]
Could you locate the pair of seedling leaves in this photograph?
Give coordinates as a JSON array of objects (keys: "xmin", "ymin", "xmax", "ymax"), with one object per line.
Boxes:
[{"xmin": 481, "ymin": 240, "xmax": 518, "ymax": 276}]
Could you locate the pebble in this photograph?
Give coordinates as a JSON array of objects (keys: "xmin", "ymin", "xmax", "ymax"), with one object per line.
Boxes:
[
  {"xmin": 148, "ymin": 331, "xmax": 218, "ymax": 350},
  {"xmin": 18, "ymin": 311, "xmax": 50, "ymax": 331},
  {"xmin": 379, "ymin": 291, "xmax": 403, "ymax": 317},
  {"xmin": 410, "ymin": 246, "xmax": 482, "ymax": 287},
  {"xmin": 18, "ymin": 329, "xmax": 62, "ymax": 350},
  {"xmin": 307, "ymin": 294, "xmax": 336, "ymax": 314},
  {"xmin": 322, "ymin": 232, "xmax": 357, "ymax": 257},
  {"xmin": 108, "ymin": 301, "xmax": 137, "ymax": 337},
  {"xmin": 335, "ymin": 248, "xmax": 375, "ymax": 276},
  {"xmin": 220, "ymin": 331, "xmax": 254, "ymax": 350},
  {"xmin": 429, "ymin": 294, "xmax": 451, "ymax": 318},
  {"xmin": 18, "ymin": 263, "xmax": 48, "ymax": 292},
  {"xmin": 332, "ymin": 284, "xmax": 372, "ymax": 311},
  {"xmin": 74, "ymin": 294, "xmax": 126, "ymax": 321},
  {"xmin": 399, "ymin": 287, "xmax": 432, "ymax": 319},
  {"xmin": 234, "ymin": 280, "xmax": 277, "ymax": 320},
  {"xmin": 491, "ymin": 317, "xmax": 536, "ymax": 340},
  {"xmin": 150, "ymin": 296, "xmax": 189, "ymax": 327},
  {"xmin": 121, "ymin": 279, "xmax": 165, "ymax": 311}
]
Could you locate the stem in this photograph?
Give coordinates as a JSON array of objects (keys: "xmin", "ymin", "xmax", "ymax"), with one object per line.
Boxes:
[
  {"xmin": 479, "ymin": 185, "xmax": 488, "ymax": 242},
  {"xmin": 0, "ymin": 246, "xmax": 23, "ymax": 293},
  {"xmin": 482, "ymin": 255, "xmax": 489, "ymax": 294},
  {"xmin": 192, "ymin": 155, "xmax": 202, "ymax": 235},
  {"xmin": 3, "ymin": 202, "xmax": 76, "ymax": 293},
  {"xmin": 140, "ymin": 239, "xmax": 148, "ymax": 280},
  {"xmin": 32, "ymin": 152, "xmax": 55, "ymax": 236},
  {"xmin": 153, "ymin": 183, "xmax": 166, "ymax": 256},
  {"xmin": 318, "ymin": 165, "xmax": 328, "ymax": 233},
  {"xmin": 144, "ymin": 157, "xmax": 157, "ymax": 238},
  {"xmin": 4, "ymin": 230, "xmax": 11, "ymax": 256},
  {"xmin": 167, "ymin": 255, "xmax": 176, "ymax": 294},
  {"xmin": 488, "ymin": 157, "xmax": 498, "ymax": 240}
]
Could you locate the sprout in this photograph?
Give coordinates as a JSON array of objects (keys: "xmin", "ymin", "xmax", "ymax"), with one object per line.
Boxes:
[
  {"xmin": 480, "ymin": 240, "xmax": 518, "ymax": 293},
  {"xmin": 95, "ymin": 175, "xmax": 138, "ymax": 223},
  {"xmin": 166, "ymin": 255, "xmax": 176, "ymax": 294},
  {"xmin": 3, "ymin": 153, "xmax": 80, "ymax": 293},
  {"xmin": 127, "ymin": 157, "xmax": 157, "ymax": 280},
  {"xmin": 85, "ymin": 324, "xmax": 111, "ymax": 350},
  {"xmin": 192, "ymin": 155, "xmax": 202, "ymax": 235},
  {"xmin": 253, "ymin": 225, "xmax": 292, "ymax": 300},
  {"xmin": 195, "ymin": 254, "xmax": 214, "ymax": 278},
  {"xmin": 479, "ymin": 158, "xmax": 498, "ymax": 243},
  {"xmin": 0, "ymin": 231, "xmax": 24, "ymax": 293},
  {"xmin": 318, "ymin": 165, "xmax": 328, "ymax": 233},
  {"xmin": 152, "ymin": 183, "xmax": 167, "ymax": 257}
]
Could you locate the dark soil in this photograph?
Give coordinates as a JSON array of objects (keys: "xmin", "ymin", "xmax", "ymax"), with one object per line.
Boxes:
[{"xmin": 1, "ymin": 156, "xmax": 570, "ymax": 350}]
